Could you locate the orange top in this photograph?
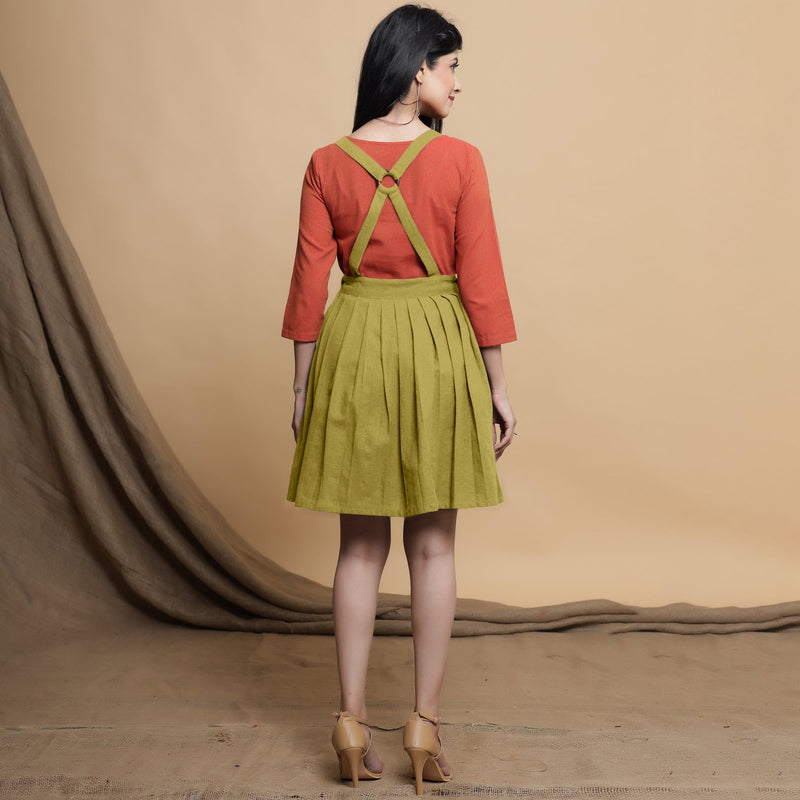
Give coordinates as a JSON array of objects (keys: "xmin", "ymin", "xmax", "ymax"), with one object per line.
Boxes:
[{"xmin": 281, "ymin": 134, "xmax": 516, "ymax": 346}]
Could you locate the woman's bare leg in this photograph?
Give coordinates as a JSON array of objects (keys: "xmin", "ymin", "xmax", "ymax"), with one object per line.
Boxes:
[
  {"xmin": 403, "ymin": 508, "xmax": 457, "ymax": 775},
  {"xmin": 333, "ymin": 513, "xmax": 391, "ymax": 773}
]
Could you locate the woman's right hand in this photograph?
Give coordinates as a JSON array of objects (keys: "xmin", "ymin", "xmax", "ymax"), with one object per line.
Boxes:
[
  {"xmin": 291, "ymin": 341, "xmax": 316, "ymax": 442},
  {"xmin": 491, "ymin": 388, "xmax": 516, "ymax": 460},
  {"xmin": 292, "ymin": 390, "xmax": 306, "ymax": 442}
]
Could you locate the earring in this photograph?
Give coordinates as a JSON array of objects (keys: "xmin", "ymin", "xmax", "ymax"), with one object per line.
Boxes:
[{"xmin": 396, "ymin": 80, "xmax": 421, "ymax": 122}]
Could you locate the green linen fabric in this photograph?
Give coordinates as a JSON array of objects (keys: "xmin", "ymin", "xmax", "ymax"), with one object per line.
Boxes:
[{"xmin": 287, "ymin": 275, "xmax": 502, "ymax": 516}]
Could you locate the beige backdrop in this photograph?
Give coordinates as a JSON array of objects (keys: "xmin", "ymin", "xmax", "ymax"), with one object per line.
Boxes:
[{"xmin": 1, "ymin": 0, "xmax": 797, "ymax": 608}]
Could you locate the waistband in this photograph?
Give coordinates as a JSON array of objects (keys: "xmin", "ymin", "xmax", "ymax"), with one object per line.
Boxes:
[{"xmin": 340, "ymin": 274, "xmax": 458, "ymax": 298}]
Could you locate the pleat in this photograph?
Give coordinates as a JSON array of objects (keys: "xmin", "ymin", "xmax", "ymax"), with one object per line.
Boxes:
[
  {"xmin": 444, "ymin": 295, "xmax": 490, "ymax": 504},
  {"xmin": 343, "ymin": 297, "xmax": 389, "ymax": 509},
  {"xmin": 406, "ymin": 296, "xmax": 438, "ymax": 510},
  {"xmin": 330, "ymin": 296, "xmax": 372, "ymax": 508},
  {"xmin": 395, "ymin": 297, "xmax": 422, "ymax": 508},
  {"xmin": 379, "ymin": 296, "xmax": 401, "ymax": 510},
  {"xmin": 419, "ymin": 294, "xmax": 455, "ymax": 506},
  {"xmin": 437, "ymin": 294, "xmax": 477, "ymax": 502},
  {"xmin": 288, "ymin": 276, "xmax": 502, "ymax": 516}
]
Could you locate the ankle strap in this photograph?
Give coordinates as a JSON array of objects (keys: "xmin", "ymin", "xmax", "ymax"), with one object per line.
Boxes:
[
  {"xmin": 416, "ymin": 710, "xmax": 441, "ymax": 725},
  {"xmin": 334, "ymin": 710, "xmax": 369, "ymax": 726}
]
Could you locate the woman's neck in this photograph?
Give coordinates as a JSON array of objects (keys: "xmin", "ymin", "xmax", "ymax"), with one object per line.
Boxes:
[{"xmin": 350, "ymin": 117, "xmax": 432, "ymax": 143}]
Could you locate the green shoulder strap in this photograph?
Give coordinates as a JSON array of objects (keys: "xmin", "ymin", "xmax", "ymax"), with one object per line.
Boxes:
[{"xmin": 334, "ymin": 129, "xmax": 441, "ymax": 276}]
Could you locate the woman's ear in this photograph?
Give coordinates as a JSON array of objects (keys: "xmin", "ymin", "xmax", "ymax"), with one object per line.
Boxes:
[{"xmin": 415, "ymin": 61, "xmax": 428, "ymax": 84}]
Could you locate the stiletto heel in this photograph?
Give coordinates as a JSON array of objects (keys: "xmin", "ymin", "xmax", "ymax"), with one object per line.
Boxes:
[
  {"xmin": 407, "ymin": 747, "xmax": 429, "ymax": 795},
  {"xmin": 403, "ymin": 710, "xmax": 452, "ymax": 795},
  {"xmin": 331, "ymin": 711, "xmax": 382, "ymax": 787},
  {"xmin": 341, "ymin": 747, "xmax": 363, "ymax": 787}
]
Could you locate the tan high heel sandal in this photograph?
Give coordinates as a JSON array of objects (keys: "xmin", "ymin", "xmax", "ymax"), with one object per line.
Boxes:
[
  {"xmin": 403, "ymin": 710, "xmax": 452, "ymax": 796},
  {"xmin": 331, "ymin": 710, "xmax": 382, "ymax": 787}
]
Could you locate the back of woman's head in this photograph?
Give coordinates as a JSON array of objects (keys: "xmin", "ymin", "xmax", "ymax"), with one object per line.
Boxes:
[{"xmin": 353, "ymin": 4, "xmax": 462, "ymax": 133}]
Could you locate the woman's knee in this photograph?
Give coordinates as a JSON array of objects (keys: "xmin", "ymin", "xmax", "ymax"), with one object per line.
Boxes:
[
  {"xmin": 339, "ymin": 514, "xmax": 391, "ymax": 563},
  {"xmin": 402, "ymin": 510, "xmax": 457, "ymax": 562},
  {"xmin": 405, "ymin": 534, "xmax": 454, "ymax": 562}
]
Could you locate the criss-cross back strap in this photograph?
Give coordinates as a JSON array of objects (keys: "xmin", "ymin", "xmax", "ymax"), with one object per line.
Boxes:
[{"xmin": 334, "ymin": 129, "xmax": 441, "ymax": 277}]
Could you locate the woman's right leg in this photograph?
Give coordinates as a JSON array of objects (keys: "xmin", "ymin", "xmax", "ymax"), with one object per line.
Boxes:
[{"xmin": 333, "ymin": 513, "xmax": 391, "ymax": 773}]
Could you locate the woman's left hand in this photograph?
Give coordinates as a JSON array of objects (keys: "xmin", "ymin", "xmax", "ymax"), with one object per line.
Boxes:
[{"xmin": 491, "ymin": 388, "xmax": 516, "ymax": 460}]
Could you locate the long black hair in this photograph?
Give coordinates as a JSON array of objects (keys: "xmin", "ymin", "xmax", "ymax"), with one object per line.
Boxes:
[{"xmin": 353, "ymin": 5, "xmax": 462, "ymax": 133}]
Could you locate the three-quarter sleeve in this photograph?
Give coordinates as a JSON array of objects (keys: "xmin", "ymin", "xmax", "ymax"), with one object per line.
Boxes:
[
  {"xmin": 281, "ymin": 152, "xmax": 338, "ymax": 341},
  {"xmin": 454, "ymin": 146, "xmax": 517, "ymax": 346}
]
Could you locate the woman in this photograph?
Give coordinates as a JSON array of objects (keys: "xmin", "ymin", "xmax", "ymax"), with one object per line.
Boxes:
[{"xmin": 282, "ymin": 5, "xmax": 516, "ymax": 794}]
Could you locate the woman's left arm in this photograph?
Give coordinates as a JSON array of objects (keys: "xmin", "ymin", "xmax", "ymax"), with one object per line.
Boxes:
[
  {"xmin": 454, "ymin": 145, "xmax": 516, "ymax": 348},
  {"xmin": 480, "ymin": 344, "xmax": 516, "ymax": 459},
  {"xmin": 454, "ymin": 145, "xmax": 517, "ymax": 457}
]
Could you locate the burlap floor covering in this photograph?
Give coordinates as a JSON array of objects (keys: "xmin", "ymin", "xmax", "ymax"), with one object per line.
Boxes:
[
  {"xmin": 2, "ymin": 622, "xmax": 799, "ymax": 799},
  {"xmin": 2, "ymin": 57, "xmax": 799, "ymax": 800}
]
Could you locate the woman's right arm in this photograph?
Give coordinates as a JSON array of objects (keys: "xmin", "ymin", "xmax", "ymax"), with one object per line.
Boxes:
[
  {"xmin": 282, "ymin": 150, "xmax": 337, "ymax": 342},
  {"xmin": 291, "ymin": 340, "xmax": 316, "ymax": 441},
  {"xmin": 282, "ymin": 150, "xmax": 337, "ymax": 440}
]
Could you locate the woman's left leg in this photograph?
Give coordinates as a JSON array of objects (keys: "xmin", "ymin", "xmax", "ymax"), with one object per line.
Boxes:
[{"xmin": 403, "ymin": 508, "xmax": 458, "ymax": 777}]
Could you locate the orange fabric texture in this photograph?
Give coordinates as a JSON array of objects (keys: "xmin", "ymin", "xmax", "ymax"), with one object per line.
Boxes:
[{"xmin": 281, "ymin": 135, "xmax": 516, "ymax": 346}]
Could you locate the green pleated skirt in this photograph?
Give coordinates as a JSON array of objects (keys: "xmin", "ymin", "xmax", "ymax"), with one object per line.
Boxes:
[{"xmin": 287, "ymin": 274, "xmax": 502, "ymax": 517}]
